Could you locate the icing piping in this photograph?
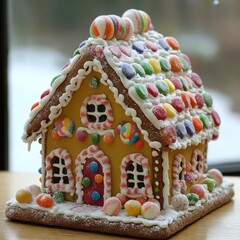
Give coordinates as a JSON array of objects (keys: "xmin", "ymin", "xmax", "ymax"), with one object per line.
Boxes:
[
  {"xmin": 191, "ymin": 148, "xmax": 204, "ymax": 183},
  {"xmin": 162, "ymin": 151, "xmax": 169, "ymax": 209}
]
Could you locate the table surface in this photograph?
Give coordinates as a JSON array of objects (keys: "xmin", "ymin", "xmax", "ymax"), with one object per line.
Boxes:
[{"xmin": 0, "ymin": 172, "xmax": 240, "ymax": 240}]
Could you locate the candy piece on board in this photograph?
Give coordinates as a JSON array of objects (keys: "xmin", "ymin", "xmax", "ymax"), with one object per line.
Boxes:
[
  {"xmin": 15, "ymin": 188, "xmax": 33, "ymax": 204},
  {"xmin": 36, "ymin": 193, "xmax": 54, "ymax": 208},
  {"xmin": 53, "ymin": 191, "xmax": 64, "ymax": 204},
  {"xmin": 207, "ymin": 168, "xmax": 223, "ymax": 186},
  {"xmin": 171, "ymin": 194, "xmax": 189, "ymax": 211},
  {"xmin": 103, "ymin": 197, "xmax": 122, "ymax": 216},
  {"xmin": 141, "ymin": 202, "xmax": 160, "ymax": 220},
  {"xmin": 190, "ymin": 184, "xmax": 207, "ymax": 199},
  {"xmin": 125, "ymin": 200, "xmax": 141, "ymax": 216}
]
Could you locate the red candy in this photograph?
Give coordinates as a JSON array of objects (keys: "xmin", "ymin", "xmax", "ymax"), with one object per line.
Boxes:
[
  {"xmin": 36, "ymin": 193, "xmax": 53, "ymax": 208},
  {"xmin": 160, "ymin": 125, "xmax": 177, "ymax": 145},
  {"xmin": 40, "ymin": 89, "xmax": 50, "ymax": 99},
  {"xmin": 119, "ymin": 45, "xmax": 131, "ymax": 57},
  {"xmin": 103, "ymin": 197, "xmax": 121, "ymax": 216},
  {"xmin": 211, "ymin": 110, "xmax": 221, "ymax": 127},
  {"xmin": 171, "ymin": 97, "xmax": 185, "ymax": 112},
  {"xmin": 169, "ymin": 55, "xmax": 182, "ymax": 72},
  {"xmin": 165, "ymin": 36, "xmax": 180, "ymax": 50},
  {"xmin": 170, "ymin": 76, "xmax": 183, "ymax": 90},
  {"xmin": 190, "ymin": 184, "xmax": 207, "ymax": 199},
  {"xmin": 145, "ymin": 40, "xmax": 158, "ymax": 52},
  {"xmin": 191, "ymin": 73, "xmax": 203, "ymax": 88},
  {"xmin": 146, "ymin": 83, "xmax": 159, "ymax": 97},
  {"xmin": 109, "ymin": 46, "xmax": 122, "ymax": 58},
  {"xmin": 152, "ymin": 106, "xmax": 167, "ymax": 121},
  {"xmin": 195, "ymin": 93, "xmax": 204, "ymax": 109}
]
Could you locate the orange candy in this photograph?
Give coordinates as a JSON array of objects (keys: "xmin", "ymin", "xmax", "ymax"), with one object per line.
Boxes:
[
  {"xmin": 136, "ymin": 197, "xmax": 147, "ymax": 205},
  {"xmin": 186, "ymin": 162, "xmax": 192, "ymax": 172},
  {"xmin": 36, "ymin": 193, "xmax": 53, "ymax": 208},
  {"xmin": 116, "ymin": 193, "xmax": 128, "ymax": 206},
  {"xmin": 169, "ymin": 56, "xmax": 182, "ymax": 72},
  {"xmin": 181, "ymin": 92, "xmax": 197, "ymax": 108},
  {"xmin": 94, "ymin": 174, "xmax": 103, "ymax": 184},
  {"xmin": 165, "ymin": 36, "xmax": 180, "ymax": 50},
  {"xmin": 103, "ymin": 133, "xmax": 114, "ymax": 144},
  {"xmin": 134, "ymin": 139, "xmax": 143, "ymax": 149},
  {"xmin": 31, "ymin": 102, "xmax": 39, "ymax": 111},
  {"xmin": 192, "ymin": 117, "xmax": 203, "ymax": 132}
]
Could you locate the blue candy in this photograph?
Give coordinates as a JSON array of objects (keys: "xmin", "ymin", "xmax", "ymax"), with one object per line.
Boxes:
[
  {"xmin": 158, "ymin": 38, "xmax": 170, "ymax": 51},
  {"xmin": 79, "ymin": 40, "xmax": 87, "ymax": 48},
  {"xmin": 89, "ymin": 161, "xmax": 99, "ymax": 172},
  {"xmin": 121, "ymin": 63, "xmax": 136, "ymax": 79},
  {"xmin": 184, "ymin": 120, "xmax": 195, "ymax": 136},
  {"xmin": 91, "ymin": 191, "xmax": 101, "ymax": 201},
  {"xmin": 175, "ymin": 122, "xmax": 187, "ymax": 139},
  {"xmin": 132, "ymin": 41, "xmax": 145, "ymax": 54}
]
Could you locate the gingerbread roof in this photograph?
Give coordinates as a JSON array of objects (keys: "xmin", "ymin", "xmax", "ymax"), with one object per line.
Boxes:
[{"xmin": 22, "ymin": 9, "xmax": 221, "ymax": 151}]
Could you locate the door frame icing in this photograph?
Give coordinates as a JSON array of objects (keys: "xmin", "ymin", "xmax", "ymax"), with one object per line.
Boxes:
[{"xmin": 75, "ymin": 145, "xmax": 111, "ymax": 204}]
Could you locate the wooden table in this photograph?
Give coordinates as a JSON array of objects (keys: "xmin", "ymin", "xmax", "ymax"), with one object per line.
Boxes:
[{"xmin": 0, "ymin": 172, "xmax": 240, "ymax": 240}]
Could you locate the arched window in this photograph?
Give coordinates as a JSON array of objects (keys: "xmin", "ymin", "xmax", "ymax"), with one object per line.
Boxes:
[
  {"xmin": 120, "ymin": 153, "xmax": 153, "ymax": 199},
  {"xmin": 172, "ymin": 154, "xmax": 187, "ymax": 195},
  {"xmin": 191, "ymin": 149, "xmax": 204, "ymax": 182}
]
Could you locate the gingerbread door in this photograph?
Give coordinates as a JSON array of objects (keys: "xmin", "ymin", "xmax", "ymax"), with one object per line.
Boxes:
[{"xmin": 75, "ymin": 145, "xmax": 111, "ymax": 206}]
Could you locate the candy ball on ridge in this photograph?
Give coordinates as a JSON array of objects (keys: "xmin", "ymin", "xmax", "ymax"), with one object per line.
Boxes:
[
  {"xmin": 141, "ymin": 202, "xmax": 160, "ymax": 220},
  {"xmin": 171, "ymin": 194, "xmax": 189, "ymax": 211},
  {"xmin": 36, "ymin": 193, "xmax": 54, "ymax": 208},
  {"xmin": 207, "ymin": 169, "xmax": 223, "ymax": 186},
  {"xmin": 26, "ymin": 184, "xmax": 41, "ymax": 197},
  {"xmin": 15, "ymin": 188, "xmax": 33, "ymax": 204},
  {"xmin": 190, "ymin": 184, "xmax": 207, "ymax": 199},
  {"xmin": 103, "ymin": 197, "xmax": 122, "ymax": 216},
  {"xmin": 125, "ymin": 200, "xmax": 141, "ymax": 217}
]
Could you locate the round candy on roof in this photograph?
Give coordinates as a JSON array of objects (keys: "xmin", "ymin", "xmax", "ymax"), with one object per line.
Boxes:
[
  {"xmin": 156, "ymin": 80, "xmax": 169, "ymax": 96},
  {"xmin": 202, "ymin": 92, "xmax": 213, "ymax": 108},
  {"xmin": 164, "ymin": 79, "xmax": 175, "ymax": 93},
  {"xmin": 119, "ymin": 45, "xmax": 132, "ymax": 56},
  {"xmin": 159, "ymin": 57, "xmax": 171, "ymax": 72},
  {"xmin": 184, "ymin": 120, "xmax": 195, "ymax": 136},
  {"xmin": 152, "ymin": 105, "xmax": 167, "ymax": 121},
  {"xmin": 170, "ymin": 76, "xmax": 183, "ymax": 90},
  {"xmin": 140, "ymin": 61, "xmax": 154, "ymax": 75},
  {"xmin": 192, "ymin": 117, "xmax": 203, "ymax": 132},
  {"xmin": 179, "ymin": 53, "xmax": 191, "ymax": 66},
  {"xmin": 31, "ymin": 102, "xmax": 39, "ymax": 111},
  {"xmin": 165, "ymin": 36, "xmax": 180, "ymax": 50},
  {"xmin": 121, "ymin": 63, "xmax": 136, "ymax": 79},
  {"xmin": 145, "ymin": 40, "xmax": 158, "ymax": 52},
  {"xmin": 179, "ymin": 76, "xmax": 189, "ymax": 91},
  {"xmin": 120, "ymin": 122, "xmax": 139, "ymax": 144},
  {"xmin": 181, "ymin": 92, "xmax": 197, "ymax": 108},
  {"xmin": 149, "ymin": 58, "xmax": 161, "ymax": 73},
  {"xmin": 40, "ymin": 89, "xmax": 50, "ymax": 99},
  {"xmin": 158, "ymin": 38, "xmax": 170, "ymax": 51},
  {"xmin": 179, "ymin": 57, "xmax": 189, "ymax": 72},
  {"xmin": 171, "ymin": 97, "xmax": 185, "ymax": 112},
  {"xmin": 195, "ymin": 93, "xmax": 204, "ymax": 109},
  {"xmin": 175, "ymin": 122, "xmax": 187, "ymax": 139},
  {"xmin": 160, "ymin": 124, "xmax": 177, "ymax": 145},
  {"xmin": 132, "ymin": 63, "xmax": 145, "ymax": 77},
  {"xmin": 163, "ymin": 103, "xmax": 176, "ymax": 118},
  {"xmin": 200, "ymin": 114, "xmax": 210, "ymax": 129},
  {"xmin": 109, "ymin": 46, "xmax": 122, "ymax": 58},
  {"xmin": 146, "ymin": 83, "xmax": 159, "ymax": 97},
  {"xmin": 169, "ymin": 55, "xmax": 182, "ymax": 72},
  {"xmin": 132, "ymin": 41, "xmax": 145, "ymax": 53},
  {"xmin": 191, "ymin": 73, "xmax": 203, "ymax": 88},
  {"xmin": 134, "ymin": 83, "xmax": 148, "ymax": 99},
  {"xmin": 79, "ymin": 40, "xmax": 87, "ymax": 48},
  {"xmin": 211, "ymin": 110, "xmax": 221, "ymax": 126}
]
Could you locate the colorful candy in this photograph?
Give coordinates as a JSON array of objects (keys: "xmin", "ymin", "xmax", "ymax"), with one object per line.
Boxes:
[
  {"xmin": 192, "ymin": 117, "xmax": 203, "ymax": 132},
  {"xmin": 132, "ymin": 63, "xmax": 145, "ymax": 77},
  {"xmin": 82, "ymin": 177, "xmax": 91, "ymax": 187},
  {"xmin": 163, "ymin": 103, "xmax": 176, "ymax": 118},
  {"xmin": 152, "ymin": 105, "xmax": 167, "ymax": 121},
  {"xmin": 211, "ymin": 110, "xmax": 221, "ymax": 126},
  {"xmin": 15, "ymin": 188, "xmax": 33, "ymax": 204},
  {"xmin": 121, "ymin": 63, "xmax": 136, "ymax": 79},
  {"xmin": 26, "ymin": 184, "xmax": 41, "ymax": 197},
  {"xmin": 149, "ymin": 58, "xmax": 161, "ymax": 73},
  {"xmin": 52, "ymin": 117, "xmax": 75, "ymax": 140},
  {"xmin": 171, "ymin": 194, "xmax": 189, "ymax": 211},
  {"xmin": 94, "ymin": 174, "xmax": 103, "ymax": 184},
  {"xmin": 134, "ymin": 83, "xmax": 148, "ymax": 99},
  {"xmin": 116, "ymin": 193, "xmax": 128, "ymax": 205},
  {"xmin": 170, "ymin": 76, "xmax": 183, "ymax": 90},
  {"xmin": 164, "ymin": 78, "xmax": 175, "ymax": 93},
  {"xmin": 122, "ymin": 9, "xmax": 151, "ymax": 34},
  {"xmin": 51, "ymin": 74, "xmax": 62, "ymax": 86},
  {"xmin": 146, "ymin": 83, "xmax": 159, "ymax": 97},
  {"xmin": 159, "ymin": 57, "xmax": 171, "ymax": 71},
  {"xmin": 160, "ymin": 124, "xmax": 177, "ymax": 145},
  {"xmin": 31, "ymin": 102, "xmax": 39, "ymax": 111},
  {"xmin": 184, "ymin": 172, "xmax": 193, "ymax": 183},
  {"xmin": 195, "ymin": 93, "xmax": 204, "ymax": 109},
  {"xmin": 53, "ymin": 191, "xmax": 64, "ymax": 204},
  {"xmin": 76, "ymin": 129, "xmax": 87, "ymax": 142},
  {"xmin": 175, "ymin": 122, "xmax": 187, "ymax": 139},
  {"xmin": 120, "ymin": 122, "xmax": 139, "ymax": 144},
  {"xmin": 91, "ymin": 191, "xmax": 101, "ymax": 201},
  {"xmin": 132, "ymin": 41, "xmax": 145, "ymax": 54},
  {"xmin": 156, "ymin": 80, "xmax": 169, "ymax": 96},
  {"xmin": 169, "ymin": 55, "xmax": 182, "ymax": 72},
  {"xmin": 202, "ymin": 92, "xmax": 213, "ymax": 107},
  {"xmin": 158, "ymin": 38, "xmax": 170, "ymax": 51},
  {"xmin": 191, "ymin": 73, "xmax": 202, "ymax": 87},
  {"xmin": 40, "ymin": 89, "xmax": 50, "ymax": 99},
  {"xmin": 136, "ymin": 197, "xmax": 147, "ymax": 205},
  {"xmin": 134, "ymin": 139, "xmax": 143, "ymax": 149},
  {"xmin": 184, "ymin": 120, "xmax": 195, "ymax": 136},
  {"xmin": 36, "ymin": 193, "xmax": 54, "ymax": 208},
  {"xmin": 140, "ymin": 61, "xmax": 154, "ymax": 75},
  {"xmin": 181, "ymin": 92, "xmax": 197, "ymax": 108},
  {"xmin": 103, "ymin": 132, "xmax": 115, "ymax": 144},
  {"xmin": 89, "ymin": 77, "xmax": 99, "ymax": 88},
  {"xmin": 207, "ymin": 169, "xmax": 223, "ymax": 186},
  {"xmin": 202, "ymin": 178, "xmax": 216, "ymax": 192},
  {"xmin": 122, "ymin": 17, "xmax": 135, "ymax": 41},
  {"xmin": 190, "ymin": 184, "xmax": 207, "ymax": 199},
  {"xmin": 179, "ymin": 76, "xmax": 189, "ymax": 91},
  {"xmin": 124, "ymin": 200, "xmax": 141, "ymax": 217},
  {"xmin": 141, "ymin": 202, "xmax": 160, "ymax": 220},
  {"xmin": 103, "ymin": 197, "xmax": 122, "ymax": 216},
  {"xmin": 179, "ymin": 57, "xmax": 189, "ymax": 72},
  {"xmin": 171, "ymin": 97, "xmax": 185, "ymax": 112},
  {"xmin": 186, "ymin": 193, "xmax": 199, "ymax": 205},
  {"xmin": 200, "ymin": 114, "xmax": 210, "ymax": 129},
  {"xmin": 119, "ymin": 45, "xmax": 132, "ymax": 57},
  {"xmin": 165, "ymin": 36, "xmax": 180, "ymax": 50},
  {"xmin": 145, "ymin": 40, "xmax": 158, "ymax": 52}
]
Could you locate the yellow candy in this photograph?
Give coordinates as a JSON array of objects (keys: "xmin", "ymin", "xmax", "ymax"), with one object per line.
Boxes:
[
  {"xmin": 15, "ymin": 188, "xmax": 33, "ymax": 204},
  {"xmin": 163, "ymin": 103, "xmax": 176, "ymax": 118},
  {"xmin": 149, "ymin": 58, "xmax": 161, "ymax": 73},
  {"xmin": 164, "ymin": 78, "xmax": 175, "ymax": 93},
  {"xmin": 124, "ymin": 200, "xmax": 141, "ymax": 216}
]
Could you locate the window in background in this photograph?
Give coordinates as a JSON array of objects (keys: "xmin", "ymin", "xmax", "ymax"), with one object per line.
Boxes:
[{"xmin": 8, "ymin": 0, "xmax": 240, "ymax": 173}]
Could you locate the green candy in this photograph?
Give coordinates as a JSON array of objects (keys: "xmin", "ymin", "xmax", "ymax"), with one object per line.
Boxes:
[
  {"xmin": 156, "ymin": 80, "xmax": 169, "ymax": 96},
  {"xmin": 200, "ymin": 114, "xmax": 210, "ymax": 129},
  {"xmin": 91, "ymin": 134, "xmax": 99, "ymax": 144},
  {"xmin": 134, "ymin": 83, "xmax": 148, "ymax": 99},
  {"xmin": 140, "ymin": 61, "xmax": 154, "ymax": 75},
  {"xmin": 82, "ymin": 177, "xmax": 91, "ymax": 187},
  {"xmin": 179, "ymin": 76, "xmax": 189, "ymax": 91},
  {"xmin": 154, "ymin": 186, "xmax": 160, "ymax": 193},
  {"xmin": 186, "ymin": 193, "xmax": 199, "ymax": 205},
  {"xmin": 73, "ymin": 49, "xmax": 80, "ymax": 56},
  {"xmin": 51, "ymin": 74, "xmax": 62, "ymax": 86},
  {"xmin": 132, "ymin": 63, "xmax": 145, "ymax": 77},
  {"xmin": 159, "ymin": 58, "xmax": 171, "ymax": 72},
  {"xmin": 179, "ymin": 57, "xmax": 190, "ymax": 72},
  {"xmin": 89, "ymin": 77, "xmax": 99, "ymax": 88},
  {"xmin": 202, "ymin": 92, "xmax": 213, "ymax": 107},
  {"xmin": 53, "ymin": 191, "xmax": 64, "ymax": 204},
  {"xmin": 202, "ymin": 178, "xmax": 216, "ymax": 192}
]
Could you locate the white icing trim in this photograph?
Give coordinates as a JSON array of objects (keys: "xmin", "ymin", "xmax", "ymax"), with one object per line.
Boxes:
[
  {"xmin": 75, "ymin": 145, "xmax": 111, "ymax": 204},
  {"xmin": 45, "ymin": 148, "xmax": 75, "ymax": 195},
  {"xmin": 120, "ymin": 153, "xmax": 153, "ymax": 198},
  {"xmin": 190, "ymin": 149, "xmax": 204, "ymax": 183},
  {"xmin": 162, "ymin": 151, "xmax": 169, "ymax": 209}
]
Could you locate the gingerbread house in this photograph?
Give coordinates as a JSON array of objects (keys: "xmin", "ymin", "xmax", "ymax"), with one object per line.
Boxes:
[{"xmin": 22, "ymin": 9, "xmax": 221, "ymax": 210}]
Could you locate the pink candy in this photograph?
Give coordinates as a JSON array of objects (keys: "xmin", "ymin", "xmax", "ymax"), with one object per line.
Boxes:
[
  {"xmin": 141, "ymin": 202, "xmax": 160, "ymax": 220},
  {"xmin": 103, "ymin": 197, "xmax": 122, "ymax": 216},
  {"xmin": 207, "ymin": 169, "xmax": 223, "ymax": 186},
  {"xmin": 190, "ymin": 184, "xmax": 207, "ymax": 199}
]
